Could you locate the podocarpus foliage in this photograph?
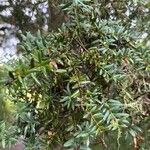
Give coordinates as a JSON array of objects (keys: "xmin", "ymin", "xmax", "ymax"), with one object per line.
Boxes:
[{"xmin": 4, "ymin": 0, "xmax": 150, "ymax": 149}]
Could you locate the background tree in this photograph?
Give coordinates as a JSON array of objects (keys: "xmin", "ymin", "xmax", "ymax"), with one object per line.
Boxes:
[{"xmin": 0, "ymin": 0, "xmax": 67, "ymax": 32}]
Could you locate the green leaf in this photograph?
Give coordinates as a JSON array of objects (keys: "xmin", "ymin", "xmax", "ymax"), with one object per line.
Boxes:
[
  {"xmin": 129, "ymin": 129, "xmax": 137, "ymax": 137},
  {"xmin": 31, "ymin": 73, "xmax": 41, "ymax": 86},
  {"xmin": 71, "ymin": 90, "xmax": 80, "ymax": 98},
  {"xmin": 64, "ymin": 138, "xmax": 74, "ymax": 147},
  {"xmin": 103, "ymin": 110, "xmax": 110, "ymax": 122},
  {"xmin": 55, "ymin": 69, "xmax": 67, "ymax": 73}
]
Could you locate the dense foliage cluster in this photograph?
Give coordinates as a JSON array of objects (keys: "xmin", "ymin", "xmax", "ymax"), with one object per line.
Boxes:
[{"xmin": 0, "ymin": 0, "xmax": 150, "ymax": 149}]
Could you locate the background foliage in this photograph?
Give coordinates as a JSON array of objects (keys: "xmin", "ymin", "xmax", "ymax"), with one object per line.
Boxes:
[{"xmin": 0, "ymin": 0, "xmax": 150, "ymax": 150}]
